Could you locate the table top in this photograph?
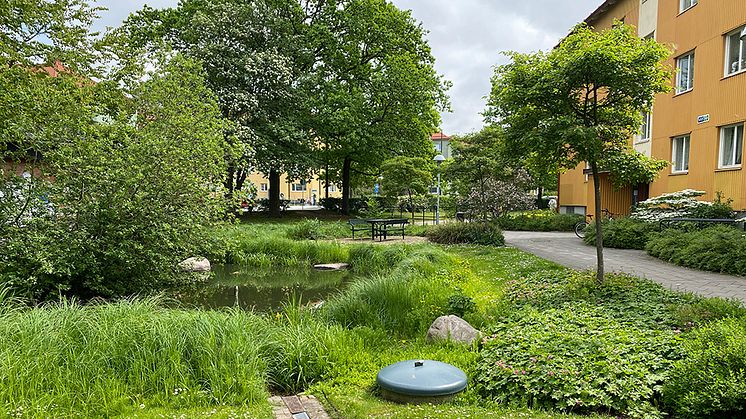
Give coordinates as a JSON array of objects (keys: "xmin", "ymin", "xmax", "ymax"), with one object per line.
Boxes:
[{"xmin": 366, "ymin": 218, "xmax": 409, "ymax": 224}]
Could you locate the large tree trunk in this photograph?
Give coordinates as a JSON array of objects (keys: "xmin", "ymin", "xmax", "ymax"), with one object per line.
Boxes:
[
  {"xmin": 225, "ymin": 165, "xmax": 235, "ymax": 198},
  {"xmin": 536, "ymin": 186, "xmax": 544, "ymax": 209},
  {"xmin": 341, "ymin": 156, "xmax": 351, "ymax": 215},
  {"xmin": 235, "ymin": 167, "xmax": 247, "ymax": 191},
  {"xmin": 268, "ymin": 169, "xmax": 281, "ymax": 217},
  {"xmin": 590, "ymin": 162, "xmax": 604, "ymax": 283}
]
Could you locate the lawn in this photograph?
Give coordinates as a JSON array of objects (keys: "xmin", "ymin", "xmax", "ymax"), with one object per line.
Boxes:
[{"xmin": 1, "ymin": 217, "xmax": 744, "ymax": 418}]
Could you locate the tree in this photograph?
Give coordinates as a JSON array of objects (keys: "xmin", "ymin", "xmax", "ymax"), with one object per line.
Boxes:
[
  {"xmin": 1, "ymin": 1, "xmax": 228, "ymax": 300},
  {"xmin": 379, "ymin": 156, "xmax": 433, "ymax": 220},
  {"xmin": 308, "ymin": 0, "xmax": 449, "ymax": 214},
  {"xmin": 486, "ymin": 22, "xmax": 670, "ymax": 282}
]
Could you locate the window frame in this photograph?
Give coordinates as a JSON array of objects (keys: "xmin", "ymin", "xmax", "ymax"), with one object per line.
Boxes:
[
  {"xmin": 671, "ymin": 134, "xmax": 690, "ymax": 174},
  {"xmin": 725, "ymin": 25, "xmax": 746, "ymax": 77},
  {"xmin": 719, "ymin": 123, "xmax": 744, "ymax": 169},
  {"xmin": 291, "ymin": 183, "xmax": 307, "ymax": 192},
  {"xmin": 675, "ymin": 51, "xmax": 695, "ymax": 94},
  {"xmin": 260, "ymin": 183, "xmax": 268, "ymax": 192},
  {"xmin": 639, "ymin": 110, "xmax": 652, "ymax": 142},
  {"xmin": 679, "ymin": 0, "xmax": 697, "ymax": 14}
]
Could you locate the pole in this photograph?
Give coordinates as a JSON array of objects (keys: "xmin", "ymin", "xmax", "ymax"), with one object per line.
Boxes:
[{"xmin": 436, "ymin": 172, "xmax": 441, "ymax": 225}]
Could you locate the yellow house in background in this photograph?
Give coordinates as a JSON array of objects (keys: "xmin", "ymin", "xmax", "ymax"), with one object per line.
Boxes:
[
  {"xmin": 558, "ymin": 0, "xmax": 746, "ymax": 216},
  {"xmin": 245, "ymin": 172, "xmax": 342, "ymax": 204}
]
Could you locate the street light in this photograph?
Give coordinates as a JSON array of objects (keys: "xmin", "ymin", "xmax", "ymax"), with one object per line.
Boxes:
[
  {"xmin": 433, "ymin": 154, "xmax": 446, "ymax": 225},
  {"xmin": 741, "ymin": 26, "xmax": 746, "ymax": 40}
]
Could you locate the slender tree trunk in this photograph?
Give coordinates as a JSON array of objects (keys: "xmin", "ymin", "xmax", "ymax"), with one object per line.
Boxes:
[
  {"xmin": 235, "ymin": 168, "xmax": 247, "ymax": 191},
  {"xmin": 537, "ymin": 186, "xmax": 544, "ymax": 209},
  {"xmin": 341, "ymin": 156, "xmax": 351, "ymax": 215},
  {"xmin": 324, "ymin": 161, "xmax": 329, "ymax": 200},
  {"xmin": 590, "ymin": 161, "xmax": 604, "ymax": 283},
  {"xmin": 225, "ymin": 165, "xmax": 235, "ymax": 198},
  {"xmin": 269, "ymin": 169, "xmax": 281, "ymax": 217}
]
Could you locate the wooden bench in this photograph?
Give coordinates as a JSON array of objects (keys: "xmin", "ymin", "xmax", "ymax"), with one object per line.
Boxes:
[{"xmin": 349, "ymin": 219, "xmax": 371, "ymax": 239}]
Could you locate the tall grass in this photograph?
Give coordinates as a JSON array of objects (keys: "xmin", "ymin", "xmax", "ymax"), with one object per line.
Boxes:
[{"xmin": 0, "ymin": 298, "xmax": 347, "ymax": 417}]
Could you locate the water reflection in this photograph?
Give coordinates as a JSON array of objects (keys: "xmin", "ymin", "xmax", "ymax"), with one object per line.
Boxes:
[{"xmin": 173, "ymin": 264, "xmax": 352, "ymax": 312}]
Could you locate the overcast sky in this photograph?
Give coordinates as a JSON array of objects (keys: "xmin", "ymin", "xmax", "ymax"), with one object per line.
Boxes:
[{"xmin": 92, "ymin": 0, "xmax": 601, "ymax": 136}]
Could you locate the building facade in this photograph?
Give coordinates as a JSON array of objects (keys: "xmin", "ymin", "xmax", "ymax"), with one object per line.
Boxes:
[
  {"xmin": 245, "ymin": 172, "xmax": 341, "ymax": 204},
  {"xmin": 558, "ymin": 0, "xmax": 746, "ymax": 215}
]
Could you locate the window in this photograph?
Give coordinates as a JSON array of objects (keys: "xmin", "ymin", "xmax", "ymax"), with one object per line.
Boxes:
[
  {"xmin": 671, "ymin": 135, "xmax": 690, "ymax": 173},
  {"xmin": 726, "ymin": 26, "xmax": 746, "ymax": 76},
  {"xmin": 327, "ymin": 184, "xmax": 337, "ymax": 192},
  {"xmin": 719, "ymin": 123, "xmax": 744, "ymax": 168},
  {"xmin": 434, "ymin": 142, "xmax": 442, "ymax": 152},
  {"xmin": 640, "ymin": 110, "xmax": 652, "ymax": 141},
  {"xmin": 291, "ymin": 181, "xmax": 307, "ymax": 192},
  {"xmin": 680, "ymin": 0, "xmax": 697, "ymax": 13},
  {"xmin": 260, "ymin": 183, "xmax": 268, "ymax": 192},
  {"xmin": 676, "ymin": 52, "xmax": 695, "ymax": 93}
]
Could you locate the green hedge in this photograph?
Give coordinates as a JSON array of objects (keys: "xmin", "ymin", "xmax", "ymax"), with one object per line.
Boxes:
[
  {"xmin": 497, "ymin": 211, "xmax": 583, "ymax": 232},
  {"xmin": 425, "ymin": 222, "xmax": 504, "ymax": 246},
  {"xmin": 646, "ymin": 226, "xmax": 746, "ymax": 276},
  {"xmin": 663, "ymin": 317, "xmax": 746, "ymax": 418},
  {"xmin": 583, "ymin": 218, "xmax": 659, "ymax": 250}
]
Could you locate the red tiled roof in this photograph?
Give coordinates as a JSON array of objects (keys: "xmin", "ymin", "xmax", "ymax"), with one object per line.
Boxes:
[{"xmin": 431, "ymin": 132, "xmax": 450, "ymax": 140}]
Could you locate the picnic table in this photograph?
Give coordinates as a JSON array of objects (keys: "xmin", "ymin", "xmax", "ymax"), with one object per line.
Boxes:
[
  {"xmin": 367, "ymin": 218, "xmax": 409, "ymax": 241},
  {"xmin": 348, "ymin": 218, "xmax": 409, "ymax": 241}
]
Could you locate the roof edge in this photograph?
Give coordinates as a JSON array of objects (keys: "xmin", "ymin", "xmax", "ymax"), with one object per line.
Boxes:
[{"xmin": 584, "ymin": 0, "xmax": 620, "ymax": 25}]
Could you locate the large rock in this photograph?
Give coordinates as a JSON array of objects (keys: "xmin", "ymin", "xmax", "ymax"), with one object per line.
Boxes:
[
  {"xmin": 178, "ymin": 257, "xmax": 211, "ymax": 272},
  {"xmin": 426, "ymin": 315, "xmax": 479, "ymax": 345}
]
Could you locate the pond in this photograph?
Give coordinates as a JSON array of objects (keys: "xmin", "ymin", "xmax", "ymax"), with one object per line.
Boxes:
[{"xmin": 173, "ymin": 264, "xmax": 353, "ymax": 312}]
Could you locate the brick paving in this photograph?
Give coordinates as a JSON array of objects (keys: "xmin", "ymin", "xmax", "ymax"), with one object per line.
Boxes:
[
  {"xmin": 503, "ymin": 231, "xmax": 746, "ymax": 303},
  {"xmin": 270, "ymin": 395, "xmax": 330, "ymax": 419}
]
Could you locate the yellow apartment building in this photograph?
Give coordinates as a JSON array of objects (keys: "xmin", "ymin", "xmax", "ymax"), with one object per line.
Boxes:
[
  {"xmin": 558, "ymin": 0, "xmax": 746, "ymax": 216},
  {"xmin": 245, "ymin": 172, "xmax": 341, "ymax": 204}
]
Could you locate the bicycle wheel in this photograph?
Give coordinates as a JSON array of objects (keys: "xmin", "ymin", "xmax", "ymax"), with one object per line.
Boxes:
[{"xmin": 574, "ymin": 222, "xmax": 588, "ymax": 239}]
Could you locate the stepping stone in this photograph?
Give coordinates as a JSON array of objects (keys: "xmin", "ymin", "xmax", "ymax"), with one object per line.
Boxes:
[{"xmin": 313, "ymin": 263, "xmax": 349, "ymax": 271}]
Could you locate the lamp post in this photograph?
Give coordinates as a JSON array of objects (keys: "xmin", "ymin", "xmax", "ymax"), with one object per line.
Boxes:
[
  {"xmin": 741, "ymin": 26, "xmax": 746, "ymax": 40},
  {"xmin": 433, "ymin": 154, "xmax": 446, "ymax": 224}
]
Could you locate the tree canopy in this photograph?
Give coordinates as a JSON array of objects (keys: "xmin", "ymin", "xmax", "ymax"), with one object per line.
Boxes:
[{"xmin": 486, "ymin": 22, "xmax": 671, "ymax": 281}]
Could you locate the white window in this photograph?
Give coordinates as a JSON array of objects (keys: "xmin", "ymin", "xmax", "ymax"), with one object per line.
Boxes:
[
  {"xmin": 672, "ymin": 135, "xmax": 690, "ymax": 173},
  {"xmin": 719, "ymin": 123, "xmax": 744, "ymax": 168},
  {"xmin": 676, "ymin": 52, "xmax": 695, "ymax": 93},
  {"xmin": 327, "ymin": 184, "xmax": 337, "ymax": 192},
  {"xmin": 291, "ymin": 183, "xmax": 307, "ymax": 192},
  {"xmin": 434, "ymin": 142, "xmax": 442, "ymax": 152},
  {"xmin": 726, "ymin": 26, "xmax": 746, "ymax": 76},
  {"xmin": 260, "ymin": 183, "xmax": 268, "ymax": 192},
  {"xmin": 640, "ymin": 110, "xmax": 652, "ymax": 141},
  {"xmin": 680, "ymin": 0, "xmax": 697, "ymax": 13}
]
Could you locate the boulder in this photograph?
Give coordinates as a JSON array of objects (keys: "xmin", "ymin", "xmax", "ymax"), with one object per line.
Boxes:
[
  {"xmin": 178, "ymin": 257, "xmax": 211, "ymax": 273},
  {"xmin": 313, "ymin": 263, "xmax": 349, "ymax": 271},
  {"xmin": 426, "ymin": 315, "xmax": 479, "ymax": 345}
]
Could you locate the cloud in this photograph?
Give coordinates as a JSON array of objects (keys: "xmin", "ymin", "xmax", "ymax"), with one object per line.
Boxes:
[{"xmin": 93, "ymin": 0, "xmax": 602, "ymax": 135}]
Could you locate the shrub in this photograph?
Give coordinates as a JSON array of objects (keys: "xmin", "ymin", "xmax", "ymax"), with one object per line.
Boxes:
[
  {"xmin": 497, "ymin": 211, "xmax": 583, "ymax": 232},
  {"xmin": 475, "ymin": 305, "xmax": 684, "ymax": 418},
  {"xmin": 646, "ymin": 226, "xmax": 746, "ymax": 276},
  {"xmin": 426, "ymin": 222, "xmax": 504, "ymax": 246},
  {"xmin": 663, "ymin": 318, "xmax": 746, "ymax": 418},
  {"xmin": 632, "ymin": 189, "xmax": 735, "ymax": 222},
  {"xmin": 583, "ymin": 217, "xmax": 658, "ymax": 249}
]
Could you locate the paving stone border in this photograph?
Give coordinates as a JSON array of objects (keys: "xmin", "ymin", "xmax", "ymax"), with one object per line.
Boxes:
[{"xmin": 270, "ymin": 395, "xmax": 330, "ymax": 419}]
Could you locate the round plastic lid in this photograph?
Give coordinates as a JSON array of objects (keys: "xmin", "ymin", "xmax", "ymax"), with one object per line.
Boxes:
[{"xmin": 376, "ymin": 360, "xmax": 467, "ymax": 396}]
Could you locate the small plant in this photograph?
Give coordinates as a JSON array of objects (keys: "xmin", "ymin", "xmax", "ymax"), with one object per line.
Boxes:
[
  {"xmin": 285, "ymin": 219, "xmax": 348, "ymax": 240},
  {"xmin": 426, "ymin": 222, "xmax": 505, "ymax": 246},
  {"xmin": 447, "ymin": 293, "xmax": 476, "ymax": 317},
  {"xmin": 632, "ymin": 189, "xmax": 735, "ymax": 222}
]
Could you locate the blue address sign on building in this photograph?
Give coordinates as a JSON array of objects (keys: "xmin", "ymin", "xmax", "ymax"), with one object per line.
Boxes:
[{"xmin": 697, "ymin": 114, "xmax": 710, "ymax": 124}]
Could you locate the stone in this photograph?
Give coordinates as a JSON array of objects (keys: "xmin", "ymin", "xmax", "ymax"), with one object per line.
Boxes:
[
  {"xmin": 178, "ymin": 257, "xmax": 211, "ymax": 272},
  {"xmin": 426, "ymin": 315, "xmax": 480, "ymax": 345},
  {"xmin": 313, "ymin": 263, "xmax": 349, "ymax": 271}
]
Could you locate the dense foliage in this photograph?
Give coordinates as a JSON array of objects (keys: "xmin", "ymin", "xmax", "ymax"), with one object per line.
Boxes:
[
  {"xmin": 663, "ymin": 317, "xmax": 746, "ymax": 418},
  {"xmin": 497, "ymin": 211, "xmax": 582, "ymax": 232},
  {"xmin": 583, "ymin": 218, "xmax": 659, "ymax": 250},
  {"xmin": 646, "ymin": 226, "xmax": 746, "ymax": 276},
  {"xmin": 426, "ymin": 222, "xmax": 505, "ymax": 246}
]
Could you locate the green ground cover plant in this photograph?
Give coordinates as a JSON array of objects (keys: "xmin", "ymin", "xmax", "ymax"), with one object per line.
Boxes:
[
  {"xmin": 583, "ymin": 218, "xmax": 659, "ymax": 250},
  {"xmin": 646, "ymin": 225, "xmax": 746, "ymax": 276},
  {"xmin": 663, "ymin": 317, "xmax": 746, "ymax": 418},
  {"xmin": 497, "ymin": 210, "xmax": 583, "ymax": 232},
  {"xmin": 426, "ymin": 222, "xmax": 504, "ymax": 245}
]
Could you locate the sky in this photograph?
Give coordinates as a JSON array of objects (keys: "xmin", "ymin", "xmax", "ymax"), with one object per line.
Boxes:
[{"xmin": 92, "ymin": 0, "xmax": 602, "ymax": 136}]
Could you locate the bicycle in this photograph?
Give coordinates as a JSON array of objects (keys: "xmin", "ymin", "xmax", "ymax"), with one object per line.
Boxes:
[{"xmin": 574, "ymin": 208, "xmax": 615, "ymax": 239}]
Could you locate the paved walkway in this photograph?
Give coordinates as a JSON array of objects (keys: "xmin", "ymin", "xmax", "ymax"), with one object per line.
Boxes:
[{"xmin": 504, "ymin": 231, "xmax": 746, "ymax": 303}]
